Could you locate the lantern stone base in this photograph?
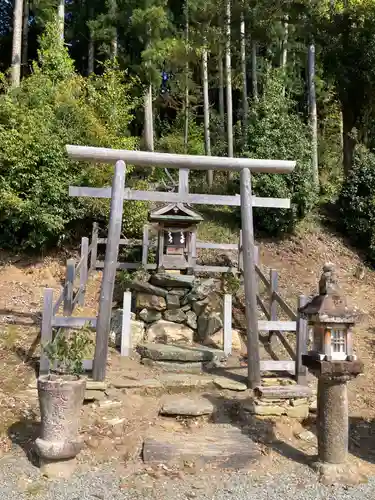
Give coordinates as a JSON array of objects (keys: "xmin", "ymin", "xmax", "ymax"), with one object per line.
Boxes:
[
  {"xmin": 301, "ymin": 356, "xmax": 364, "ymax": 378},
  {"xmin": 312, "ymin": 461, "xmax": 368, "ymax": 486}
]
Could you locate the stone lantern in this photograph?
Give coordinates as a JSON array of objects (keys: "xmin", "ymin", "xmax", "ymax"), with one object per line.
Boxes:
[
  {"xmin": 301, "ymin": 263, "xmax": 356, "ymax": 362},
  {"xmin": 299, "ymin": 263, "xmax": 364, "ymax": 483}
]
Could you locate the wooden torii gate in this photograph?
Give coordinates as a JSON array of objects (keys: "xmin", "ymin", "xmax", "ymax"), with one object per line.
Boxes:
[{"xmin": 66, "ymin": 145, "xmax": 296, "ymax": 386}]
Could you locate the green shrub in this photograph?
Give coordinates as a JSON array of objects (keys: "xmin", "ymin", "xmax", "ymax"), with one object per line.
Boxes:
[
  {"xmin": 0, "ymin": 20, "xmax": 138, "ymax": 249},
  {"xmin": 338, "ymin": 145, "xmax": 375, "ymax": 261},
  {"xmin": 243, "ymin": 69, "xmax": 317, "ymax": 234}
]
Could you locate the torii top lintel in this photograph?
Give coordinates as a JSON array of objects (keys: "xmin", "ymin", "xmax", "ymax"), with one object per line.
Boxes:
[{"xmin": 66, "ymin": 145, "xmax": 295, "ymax": 174}]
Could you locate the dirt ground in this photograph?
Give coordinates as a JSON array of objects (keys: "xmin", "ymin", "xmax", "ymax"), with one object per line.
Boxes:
[{"xmin": 1, "ymin": 223, "xmax": 375, "ymax": 480}]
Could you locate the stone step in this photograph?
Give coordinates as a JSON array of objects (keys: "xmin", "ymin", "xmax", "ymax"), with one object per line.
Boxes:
[
  {"xmin": 109, "ymin": 373, "xmax": 215, "ymax": 393},
  {"xmin": 254, "ymin": 384, "xmax": 313, "ymax": 400},
  {"xmin": 137, "ymin": 343, "xmax": 225, "ymax": 363},
  {"xmin": 160, "ymin": 395, "xmax": 215, "ymax": 416},
  {"xmin": 143, "ymin": 425, "xmax": 261, "ymax": 468},
  {"xmin": 141, "ymin": 359, "xmax": 208, "ymax": 373}
]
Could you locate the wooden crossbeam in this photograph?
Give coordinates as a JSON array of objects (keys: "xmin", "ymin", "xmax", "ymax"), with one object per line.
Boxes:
[{"xmin": 68, "ymin": 186, "xmax": 290, "ymax": 209}]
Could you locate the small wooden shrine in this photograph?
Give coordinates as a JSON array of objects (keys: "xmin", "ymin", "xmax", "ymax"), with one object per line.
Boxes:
[{"xmin": 149, "ymin": 202, "xmax": 203, "ymax": 271}]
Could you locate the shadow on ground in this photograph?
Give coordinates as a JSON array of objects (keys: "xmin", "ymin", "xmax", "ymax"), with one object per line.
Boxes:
[
  {"xmin": 202, "ymin": 391, "xmax": 375, "ymax": 468},
  {"xmin": 8, "ymin": 413, "xmax": 41, "ymax": 467},
  {"xmin": 12, "ymin": 342, "xmax": 40, "ymax": 377},
  {"xmin": 202, "ymin": 393, "xmax": 314, "ymax": 467}
]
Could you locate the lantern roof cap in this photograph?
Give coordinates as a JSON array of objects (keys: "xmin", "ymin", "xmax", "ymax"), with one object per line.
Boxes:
[{"xmin": 299, "ymin": 263, "xmax": 358, "ymax": 324}]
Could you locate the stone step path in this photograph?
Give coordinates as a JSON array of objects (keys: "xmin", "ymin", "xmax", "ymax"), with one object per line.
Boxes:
[
  {"xmin": 159, "ymin": 395, "xmax": 215, "ymax": 416},
  {"xmin": 142, "ymin": 425, "xmax": 261, "ymax": 469}
]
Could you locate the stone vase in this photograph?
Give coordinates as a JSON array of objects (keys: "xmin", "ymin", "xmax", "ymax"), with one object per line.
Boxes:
[{"xmin": 35, "ymin": 374, "xmax": 86, "ymax": 462}]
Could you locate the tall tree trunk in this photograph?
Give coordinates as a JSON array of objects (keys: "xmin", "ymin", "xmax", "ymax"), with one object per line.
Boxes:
[
  {"xmin": 112, "ymin": 34, "xmax": 118, "ymax": 58},
  {"xmin": 87, "ymin": 6, "xmax": 95, "ymax": 74},
  {"xmin": 88, "ymin": 36, "xmax": 95, "ymax": 74},
  {"xmin": 240, "ymin": 11, "xmax": 248, "ymax": 145},
  {"xmin": 21, "ymin": 0, "xmax": 29, "ymax": 75},
  {"xmin": 184, "ymin": 0, "xmax": 189, "ymax": 153},
  {"xmin": 11, "ymin": 0, "xmax": 23, "ymax": 87},
  {"xmin": 251, "ymin": 40, "xmax": 258, "ymax": 101},
  {"xmin": 281, "ymin": 15, "xmax": 288, "ymax": 68},
  {"xmin": 281, "ymin": 15, "xmax": 288, "ymax": 96},
  {"xmin": 144, "ymin": 84, "xmax": 154, "ymax": 151},
  {"xmin": 110, "ymin": 0, "xmax": 118, "ymax": 59},
  {"xmin": 308, "ymin": 44, "xmax": 319, "ymax": 189},
  {"xmin": 218, "ymin": 46, "xmax": 225, "ymax": 137},
  {"xmin": 58, "ymin": 0, "xmax": 64, "ymax": 40},
  {"xmin": 342, "ymin": 104, "xmax": 356, "ymax": 176},
  {"xmin": 202, "ymin": 45, "xmax": 212, "ymax": 187},
  {"xmin": 225, "ymin": 0, "xmax": 233, "ymax": 179}
]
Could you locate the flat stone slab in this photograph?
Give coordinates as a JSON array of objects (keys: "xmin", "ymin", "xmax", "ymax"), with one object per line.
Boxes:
[
  {"xmin": 129, "ymin": 280, "xmax": 167, "ymax": 298},
  {"xmin": 160, "ymin": 396, "xmax": 215, "ymax": 416},
  {"xmin": 111, "ymin": 378, "xmax": 163, "ymax": 389},
  {"xmin": 143, "ymin": 425, "xmax": 260, "ymax": 468},
  {"xmin": 254, "ymin": 385, "xmax": 312, "ymax": 399},
  {"xmin": 159, "ymin": 373, "xmax": 214, "ymax": 389},
  {"xmin": 150, "ymin": 273, "xmax": 195, "ymax": 288},
  {"xmin": 142, "ymin": 358, "xmax": 208, "ymax": 373},
  {"xmin": 137, "ymin": 343, "xmax": 222, "ymax": 362},
  {"xmin": 214, "ymin": 377, "xmax": 248, "ymax": 391}
]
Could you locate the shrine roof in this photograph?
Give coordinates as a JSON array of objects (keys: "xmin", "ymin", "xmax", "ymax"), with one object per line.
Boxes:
[{"xmin": 149, "ymin": 203, "xmax": 203, "ymax": 223}]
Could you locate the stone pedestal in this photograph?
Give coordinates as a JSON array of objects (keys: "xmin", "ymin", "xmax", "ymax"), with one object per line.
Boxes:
[{"xmin": 317, "ymin": 376, "xmax": 348, "ymax": 464}]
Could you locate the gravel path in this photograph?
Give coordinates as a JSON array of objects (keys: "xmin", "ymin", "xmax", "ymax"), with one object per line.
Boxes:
[{"xmin": 1, "ymin": 454, "xmax": 375, "ymax": 500}]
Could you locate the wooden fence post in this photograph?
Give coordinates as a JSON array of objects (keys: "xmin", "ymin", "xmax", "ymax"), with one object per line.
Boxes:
[
  {"xmin": 90, "ymin": 222, "xmax": 99, "ymax": 272},
  {"xmin": 93, "ymin": 160, "xmax": 126, "ymax": 382},
  {"xmin": 296, "ymin": 295, "xmax": 308, "ymax": 384},
  {"xmin": 40, "ymin": 288, "xmax": 54, "ymax": 375},
  {"xmin": 268, "ymin": 269, "xmax": 278, "ymax": 342},
  {"xmin": 223, "ymin": 294, "xmax": 232, "ymax": 356},
  {"xmin": 63, "ymin": 259, "xmax": 75, "ymax": 316},
  {"xmin": 142, "ymin": 224, "xmax": 149, "ymax": 267},
  {"xmin": 79, "ymin": 237, "xmax": 89, "ymax": 306},
  {"xmin": 179, "ymin": 168, "xmax": 189, "ymax": 194},
  {"xmin": 239, "ymin": 168, "xmax": 261, "ymax": 388},
  {"xmin": 121, "ymin": 291, "xmax": 132, "ymax": 357}
]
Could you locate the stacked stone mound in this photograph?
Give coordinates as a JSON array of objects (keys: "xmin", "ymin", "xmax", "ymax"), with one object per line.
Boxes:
[{"xmin": 110, "ymin": 272, "xmax": 242, "ymax": 353}]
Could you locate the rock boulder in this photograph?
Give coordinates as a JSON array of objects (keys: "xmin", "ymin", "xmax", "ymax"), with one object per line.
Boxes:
[{"xmin": 147, "ymin": 320, "xmax": 194, "ymax": 344}]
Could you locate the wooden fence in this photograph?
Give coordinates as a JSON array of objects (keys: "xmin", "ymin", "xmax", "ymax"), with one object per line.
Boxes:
[
  {"xmin": 39, "ymin": 235, "xmax": 96, "ymax": 375},
  {"xmin": 254, "ymin": 265, "xmax": 308, "ymax": 384},
  {"xmin": 40, "ymin": 222, "xmax": 308, "ymax": 383}
]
